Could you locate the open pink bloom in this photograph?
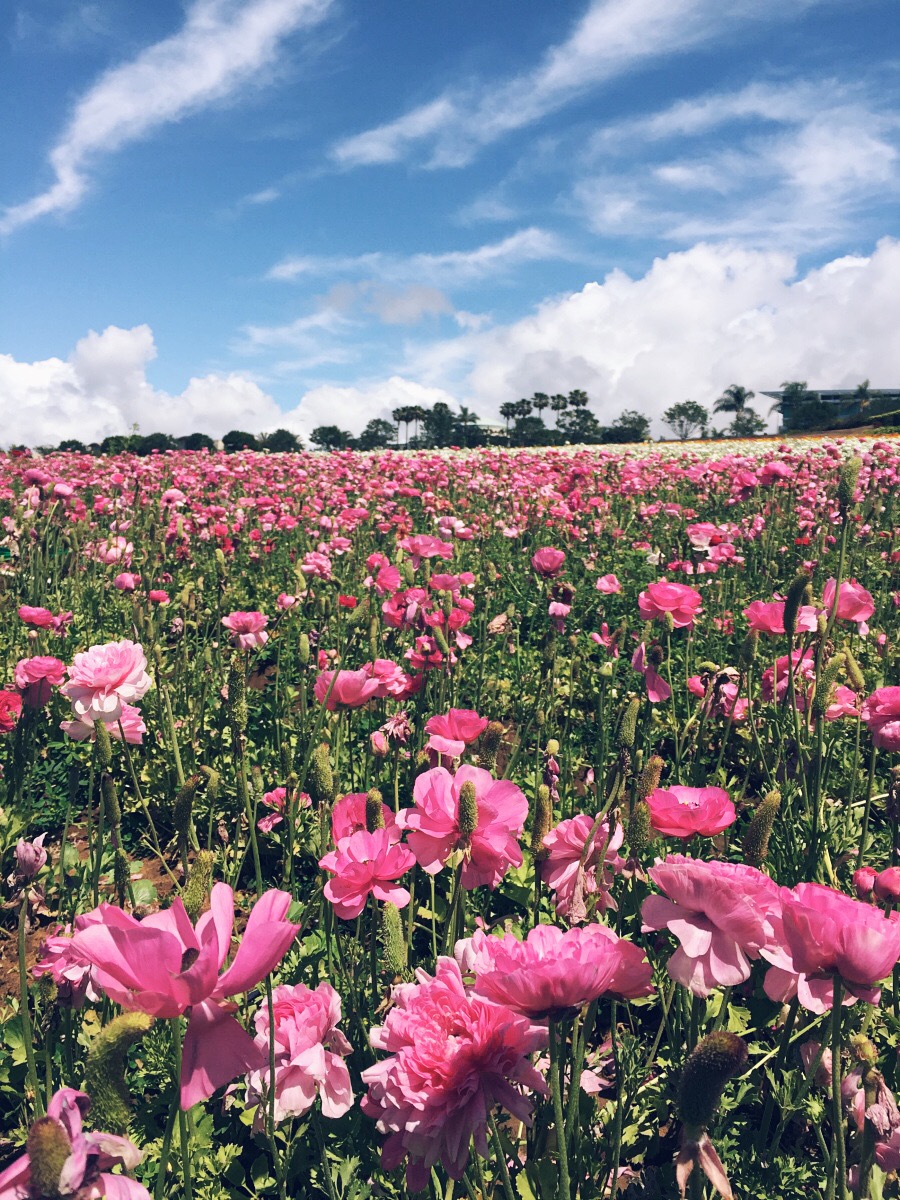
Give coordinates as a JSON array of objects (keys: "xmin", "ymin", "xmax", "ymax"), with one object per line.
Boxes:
[
  {"xmin": 0, "ymin": 690, "xmax": 23, "ymax": 733},
  {"xmin": 642, "ymin": 857, "xmax": 785, "ymax": 998},
  {"xmin": 319, "ymin": 828, "xmax": 415, "ymax": 919},
  {"xmin": 862, "ymin": 687, "xmax": 900, "ymax": 750},
  {"xmin": 221, "ymin": 610, "xmax": 269, "ymax": 649},
  {"xmin": 631, "ymin": 643, "xmax": 671, "ymax": 703},
  {"xmin": 646, "ymin": 786, "xmax": 736, "ymax": 839},
  {"xmin": 761, "ymin": 647, "xmax": 816, "ymax": 705},
  {"xmin": 424, "ymin": 708, "xmax": 488, "ymax": 757},
  {"xmin": 18, "ymin": 605, "xmax": 56, "ymax": 628},
  {"xmin": 398, "ymin": 534, "xmax": 454, "ymax": 570},
  {"xmin": 331, "ymin": 792, "xmax": 399, "ymax": 844},
  {"xmin": 257, "ymin": 786, "xmax": 312, "ymax": 832},
  {"xmin": 541, "ymin": 812, "xmax": 624, "ymax": 920},
  {"xmin": 114, "ymin": 572, "xmax": 141, "ymax": 591},
  {"xmin": 596, "ymin": 573, "xmax": 621, "ymax": 593},
  {"xmin": 68, "ymin": 883, "xmax": 300, "ymax": 1107},
  {"xmin": 397, "ymin": 765, "xmax": 527, "ymax": 890},
  {"xmin": 361, "ymin": 957, "xmax": 547, "ymax": 1191},
  {"xmin": 761, "ymin": 882, "xmax": 900, "ymax": 1013},
  {"xmin": 824, "ymin": 577, "xmax": 875, "ymax": 636},
  {"xmin": 33, "ymin": 918, "xmax": 103, "ymax": 1008},
  {"xmin": 61, "ymin": 702, "xmax": 146, "ymax": 745},
  {"xmin": 742, "ymin": 599, "xmax": 818, "ymax": 635},
  {"xmin": 826, "ymin": 685, "xmax": 861, "ymax": 722},
  {"xmin": 638, "ymin": 581, "xmax": 702, "ymax": 628},
  {"xmin": 15, "ymin": 655, "xmax": 66, "ymax": 708},
  {"xmin": 245, "ymin": 982, "xmax": 353, "ymax": 1125},
  {"xmin": 364, "ymin": 658, "xmax": 414, "ymax": 699},
  {"xmin": 0, "ymin": 1088, "xmax": 150, "ymax": 1200},
  {"xmin": 314, "ymin": 668, "xmax": 381, "ymax": 710},
  {"xmin": 61, "ymin": 639, "xmax": 152, "ymax": 724},
  {"xmin": 531, "ymin": 547, "xmax": 566, "ymax": 578},
  {"xmin": 463, "ymin": 924, "xmax": 652, "ymax": 1017}
]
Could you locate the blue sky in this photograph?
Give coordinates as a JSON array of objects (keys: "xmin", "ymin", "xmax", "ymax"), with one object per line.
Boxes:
[{"xmin": 2, "ymin": 0, "xmax": 899, "ymax": 445}]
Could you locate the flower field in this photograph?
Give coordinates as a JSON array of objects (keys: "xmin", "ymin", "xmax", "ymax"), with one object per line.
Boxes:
[{"xmin": 1, "ymin": 437, "xmax": 900, "ymax": 1200}]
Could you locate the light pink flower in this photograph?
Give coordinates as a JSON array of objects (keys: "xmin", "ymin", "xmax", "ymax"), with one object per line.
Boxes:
[
  {"xmin": 646, "ymin": 786, "xmax": 736, "ymax": 839},
  {"xmin": 761, "ymin": 648, "xmax": 816, "ymax": 705},
  {"xmin": 69, "ymin": 883, "xmax": 300, "ymax": 1107},
  {"xmin": 397, "ymin": 765, "xmax": 527, "ymax": 890},
  {"xmin": 632, "ymin": 643, "xmax": 671, "ymax": 703},
  {"xmin": 114, "ymin": 572, "xmax": 141, "ymax": 591},
  {"xmin": 61, "ymin": 702, "xmax": 146, "ymax": 745},
  {"xmin": 424, "ymin": 708, "xmax": 488, "ymax": 758},
  {"xmin": 61, "ymin": 640, "xmax": 152, "ymax": 724},
  {"xmin": 638, "ymin": 581, "xmax": 702, "ymax": 628},
  {"xmin": 364, "ymin": 658, "xmax": 414, "ymax": 699},
  {"xmin": 398, "ymin": 534, "xmax": 454, "ymax": 570},
  {"xmin": 257, "ymin": 786, "xmax": 312, "ymax": 832},
  {"xmin": 531, "ymin": 547, "xmax": 566, "ymax": 578},
  {"xmin": 221, "ymin": 611, "xmax": 269, "ymax": 649},
  {"xmin": 862, "ymin": 687, "xmax": 900, "ymax": 750},
  {"xmin": 541, "ymin": 812, "xmax": 624, "ymax": 919},
  {"xmin": 361, "ymin": 958, "xmax": 547, "ymax": 1191},
  {"xmin": 245, "ymin": 982, "xmax": 353, "ymax": 1125},
  {"xmin": 823, "ymin": 577, "xmax": 875, "ymax": 635},
  {"xmin": 314, "ymin": 668, "xmax": 381, "ymax": 710},
  {"xmin": 596, "ymin": 574, "xmax": 621, "ymax": 593},
  {"xmin": 319, "ymin": 828, "xmax": 415, "ymax": 920},
  {"xmin": 14, "ymin": 655, "xmax": 65, "ymax": 708}
]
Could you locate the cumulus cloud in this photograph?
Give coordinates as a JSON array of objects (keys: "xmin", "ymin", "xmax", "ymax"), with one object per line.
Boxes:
[
  {"xmin": 1, "ymin": 0, "xmax": 333, "ymax": 233},
  {"xmin": 0, "ymin": 324, "xmax": 285, "ymax": 446},
  {"xmin": 282, "ymin": 377, "xmax": 460, "ymax": 440}
]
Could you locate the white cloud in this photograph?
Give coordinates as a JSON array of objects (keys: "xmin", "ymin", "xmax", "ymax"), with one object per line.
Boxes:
[
  {"xmin": 0, "ymin": 324, "xmax": 285, "ymax": 445},
  {"xmin": 1, "ymin": 0, "xmax": 333, "ymax": 233},
  {"xmin": 283, "ymin": 377, "xmax": 460, "ymax": 439}
]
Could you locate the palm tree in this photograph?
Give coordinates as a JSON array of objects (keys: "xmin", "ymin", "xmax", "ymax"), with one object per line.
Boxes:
[
  {"xmin": 714, "ymin": 384, "xmax": 755, "ymax": 415},
  {"xmin": 854, "ymin": 378, "xmax": 872, "ymax": 415},
  {"xmin": 567, "ymin": 389, "xmax": 590, "ymax": 409},
  {"xmin": 530, "ymin": 392, "xmax": 550, "ymax": 422},
  {"xmin": 408, "ymin": 405, "xmax": 428, "ymax": 445},
  {"xmin": 514, "ymin": 398, "xmax": 533, "ymax": 422},
  {"xmin": 392, "ymin": 406, "xmax": 410, "ymax": 447},
  {"xmin": 499, "ymin": 402, "xmax": 517, "ymax": 436},
  {"xmin": 769, "ymin": 380, "xmax": 809, "ymax": 416},
  {"xmin": 550, "ymin": 394, "xmax": 568, "ymax": 426},
  {"xmin": 457, "ymin": 405, "xmax": 479, "ymax": 447}
]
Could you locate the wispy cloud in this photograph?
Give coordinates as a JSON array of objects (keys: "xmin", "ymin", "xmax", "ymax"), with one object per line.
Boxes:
[
  {"xmin": 1, "ymin": 0, "xmax": 333, "ymax": 234},
  {"xmin": 331, "ymin": 0, "xmax": 816, "ymax": 169}
]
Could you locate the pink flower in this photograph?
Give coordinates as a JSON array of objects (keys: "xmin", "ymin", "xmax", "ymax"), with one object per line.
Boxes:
[
  {"xmin": 69, "ymin": 883, "xmax": 300, "ymax": 1107},
  {"xmin": 424, "ymin": 708, "xmax": 488, "ymax": 758},
  {"xmin": 0, "ymin": 1088, "xmax": 150, "ymax": 1200},
  {"xmin": 149, "ymin": 590, "xmax": 170, "ymax": 605},
  {"xmin": 244, "ymin": 982, "xmax": 353, "ymax": 1125},
  {"xmin": 541, "ymin": 812, "xmax": 624, "ymax": 920},
  {"xmin": 464, "ymin": 924, "xmax": 653, "ymax": 1017},
  {"xmin": 862, "ymin": 687, "xmax": 900, "ymax": 750},
  {"xmin": 826, "ymin": 685, "xmax": 861, "ymax": 722},
  {"xmin": 18, "ymin": 605, "xmax": 56, "ymax": 628},
  {"xmin": 761, "ymin": 647, "xmax": 816, "ymax": 705},
  {"xmin": 762, "ymin": 882, "xmax": 900, "ymax": 1012},
  {"xmin": 823, "ymin": 577, "xmax": 875, "ymax": 635},
  {"xmin": 646, "ymin": 786, "xmax": 736, "ymax": 839},
  {"xmin": 0, "ymin": 690, "xmax": 22, "ymax": 733},
  {"xmin": 632, "ymin": 643, "xmax": 671, "ymax": 703},
  {"xmin": 257, "ymin": 786, "xmax": 312, "ymax": 833},
  {"xmin": 61, "ymin": 702, "xmax": 146, "ymax": 745},
  {"xmin": 331, "ymin": 793, "xmax": 399, "ymax": 844},
  {"xmin": 365, "ymin": 658, "xmax": 414, "ymax": 699},
  {"xmin": 14, "ymin": 655, "xmax": 66, "ymax": 708},
  {"xmin": 314, "ymin": 668, "xmax": 381, "ymax": 710},
  {"xmin": 276, "ymin": 592, "xmax": 297, "ymax": 610},
  {"xmin": 319, "ymin": 828, "xmax": 415, "ymax": 920},
  {"xmin": 361, "ymin": 958, "xmax": 547, "ymax": 1191},
  {"xmin": 14, "ymin": 834, "xmax": 48, "ymax": 879},
  {"xmin": 642, "ymin": 857, "xmax": 784, "ymax": 997},
  {"xmin": 397, "ymin": 765, "xmax": 527, "ymax": 890},
  {"xmin": 61, "ymin": 640, "xmax": 152, "ymax": 724},
  {"xmin": 398, "ymin": 534, "xmax": 454, "ymax": 570},
  {"xmin": 596, "ymin": 574, "xmax": 621, "ymax": 593},
  {"xmin": 114, "ymin": 572, "xmax": 141, "ymax": 591},
  {"xmin": 531, "ymin": 547, "xmax": 566, "ymax": 578},
  {"xmin": 638, "ymin": 581, "xmax": 702, "ymax": 628},
  {"xmin": 221, "ymin": 611, "xmax": 269, "ymax": 649},
  {"xmin": 742, "ymin": 600, "xmax": 818, "ymax": 635}
]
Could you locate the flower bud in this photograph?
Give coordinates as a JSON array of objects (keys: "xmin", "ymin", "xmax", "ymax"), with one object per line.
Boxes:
[
  {"xmin": 638, "ymin": 755, "xmax": 665, "ymax": 802},
  {"xmin": 84, "ymin": 1011, "xmax": 154, "ymax": 1134},
  {"xmin": 101, "ymin": 773, "xmax": 122, "ymax": 830},
  {"xmin": 94, "ymin": 720, "xmax": 113, "ymax": 771},
  {"xmin": 532, "ymin": 784, "xmax": 553, "ymax": 861},
  {"xmin": 457, "ymin": 780, "xmax": 479, "ymax": 841},
  {"xmin": 874, "ymin": 867, "xmax": 900, "ymax": 903},
  {"xmin": 298, "ymin": 633, "xmax": 310, "ymax": 666},
  {"xmin": 366, "ymin": 788, "xmax": 385, "ymax": 832},
  {"xmin": 837, "ymin": 455, "xmax": 862, "ymax": 511},
  {"xmin": 308, "ymin": 743, "xmax": 335, "ymax": 806},
  {"xmin": 738, "ymin": 629, "xmax": 759, "ymax": 668},
  {"xmin": 626, "ymin": 799, "xmax": 653, "ymax": 858},
  {"xmin": 783, "ymin": 573, "xmax": 813, "ymax": 639},
  {"xmin": 617, "ymin": 696, "xmax": 640, "ymax": 750},
  {"xmin": 27, "ymin": 1117, "xmax": 71, "ymax": 1196},
  {"xmin": 113, "ymin": 849, "xmax": 131, "ymax": 907},
  {"xmin": 545, "ymin": 738, "xmax": 560, "ymax": 756},
  {"xmin": 812, "ymin": 653, "xmax": 845, "ymax": 719},
  {"xmin": 370, "ymin": 730, "xmax": 390, "ymax": 757},
  {"xmin": 677, "ymin": 1032, "xmax": 748, "ymax": 1132},
  {"xmin": 173, "ymin": 774, "xmax": 203, "ymax": 839},
  {"xmin": 844, "ymin": 645, "xmax": 866, "ymax": 693},
  {"xmin": 15, "ymin": 834, "xmax": 47, "ymax": 880},
  {"xmin": 477, "ymin": 721, "xmax": 505, "ymax": 774},
  {"xmin": 853, "ymin": 865, "xmax": 877, "ymax": 900},
  {"xmin": 380, "ymin": 902, "xmax": 408, "ymax": 975},
  {"xmin": 742, "ymin": 789, "xmax": 780, "ymax": 868},
  {"xmin": 182, "ymin": 850, "xmax": 216, "ymax": 922}
]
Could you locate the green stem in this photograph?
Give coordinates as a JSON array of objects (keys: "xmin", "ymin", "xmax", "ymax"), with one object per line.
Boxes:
[
  {"xmin": 18, "ymin": 897, "xmax": 44, "ymax": 1117},
  {"xmin": 312, "ymin": 1107, "xmax": 339, "ymax": 1200},
  {"xmin": 831, "ymin": 980, "xmax": 848, "ymax": 1200},
  {"xmin": 549, "ymin": 1019, "xmax": 571, "ymax": 1200},
  {"xmin": 487, "ymin": 1112, "xmax": 517, "ymax": 1200}
]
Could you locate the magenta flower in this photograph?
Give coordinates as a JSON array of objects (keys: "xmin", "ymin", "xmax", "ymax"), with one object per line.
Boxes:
[
  {"xmin": 245, "ymin": 982, "xmax": 353, "ymax": 1125},
  {"xmin": 742, "ymin": 599, "xmax": 817, "ymax": 635},
  {"xmin": 541, "ymin": 812, "xmax": 624, "ymax": 920},
  {"xmin": 221, "ymin": 611, "xmax": 269, "ymax": 649},
  {"xmin": 313, "ymin": 668, "xmax": 381, "ymax": 710},
  {"xmin": 642, "ymin": 857, "xmax": 785, "ymax": 998},
  {"xmin": 331, "ymin": 792, "xmax": 399, "ymax": 844},
  {"xmin": 69, "ymin": 883, "xmax": 300, "ymax": 1107},
  {"xmin": 0, "ymin": 690, "xmax": 23, "ymax": 733},
  {"xmin": 646, "ymin": 786, "xmax": 736, "ymax": 839},
  {"xmin": 761, "ymin": 647, "xmax": 816, "ymax": 705},
  {"xmin": 638, "ymin": 581, "xmax": 702, "ymax": 628},
  {"xmin": 823, "ymin": 577, "xmax": 875, "ymax": 635},
  {"xmin": 631, "ymin": 642, "xmax": 671, "ymax": 703},
  {"xmin": 862, "ymin": 687, "xmax": 900, "ymax": 750},
  {"xmin": 361, "ymin": 958, "xmax": 547, "ymax": 1191},
  {"xmin": 257, "ymin": 786, "xmax": 312, "ymax": 833},
  {"xmin": 319, "ymin": 828, "xmax": 415, "ymax": 919},
  {"xmin": 531, "ymin": 547, "xmax": 566, "ymax": 578},
  {"xmin": 0, "ymin": 1088, "xmax": 150, "ymax": 1200},
  {"xmin": 61, "ymin": 639, "xmax": 152, "ymax": 724},
  {"xmin": 397, "ymin": 534, "xmax": 454, "ymax": 569},
  {"xmin": 424, "ymin": 708, "xmax": 488, "ymax": 757},
  {"xmin": 464, "ymin": 924, "xmax": 652, "ymax": 1017},
  {"xmin": 14, "ymin": 655, "xmax": 66, "ymax": 708},
  {"xmin": 397, "ymin": 765, "xmax": 527, "ymax": 890}
]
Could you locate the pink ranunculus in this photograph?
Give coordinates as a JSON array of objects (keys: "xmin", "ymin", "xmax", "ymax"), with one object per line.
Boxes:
[
  {"xmin": 397, "ymin": 765, "xmax": 527, "ymax": 890},
  {"xmin": 646, "ymin": 786, "xmax": 736, "ymax": 839},
  {"xmin": 424, "ymin": 708, "xmax": 489, "ymax": 758},
  {"xmin": 331, "ymin": 793, "xmax": 399, "ymax": 844},
  {"xmin": 61, "ymin": 701, "xmax": 146, "ymax": 745},
  {"xmin": 14, "ymin": 833, "xmax": 48, "ymax": 879},
  {"xmin": 114, "ymin": 572, "xmax": 141, "ymax": 592},
  {"xmin": 742, "ymin": 599, "xmax": 818, "ymax": 635},
  {"xmin": 761, "ymin": 647, "xmax": 816, "ymax": 705},
  {"xmin": 826, "ymin": 685, "xmax": 861, "ymax": 722},
  {"xmin": 244, "ymin": 982, "xmax": 353, "ymax": 1125},
  {"xmin": 823, "ymin": 577, "xmax": 875, "ymax": 636},
  {"xmin": 14, "ymin": 655, "xmax": 66, "ymax": 708},
  {"xmin": 0, "ymin": 690, "xmax": 22, "ymax": 733},
  {"xmin": 631, "ymin": 642, "xmax": 671, "ymax": 703},
  {"xmin": 642, "ymin": 856, "xmax": 785, "ymax": 998},
  {"xmin": 361, "ymin": 957, "xmax": 547, "ymax": 1192},
  {"xmin": 68, "ymin": 883, "xmax": 300, "ymax": 1107},
  {"xmin": 531, "ymin": 547, "xmax": 566, "ymax": 578},
  {"xmin": 257, "ymin": 786, "xmax": 312, "ymax": 833},
  {"xmin": 862, "ymin": 687, "xmax": 900, "ymax": 751},
  {"xmin": 149, "ymin": 590, "xmax": 170, "ymax": 605},
  {"xmin": 319, "ymin": 828, "xmax": 415, "ymax": 920},
  {"xmin": 276, "ymin": 592, "xmax": 298, "ymax": 610},
  {"xmin": 18, "ymin": 605, "xmax": 57, "ymax": 628},
  {"xmin": 464, "ymin": 923, "xmax": 652, "ymax": 1018},
  {"xmin": 638, "ymin": 581, "xmax": 702, "ymax": 628},
  {"xmin": 762, "ymin": 882, "xmax": 900, "ymax": 1013},
  {"xmin": 595, "ymin": 573, "xmax": 621, "ymax": 593},
  {"xmin": 541, "ymin": 812, "xmax": 624, "ymax": 920},
  {"xmin": 314, "ymin": 668, "xmax": 381, "ymax": 710},
  {"xmin": 61, "ymin": 639, "xmax": 152, "ymax": 724},
  {"xmin": 221, "ymin": 610, "xmax": 269, "ymax": 650},
  {"xmin": 364, "ymin": 658, "xmax": 413, "ymax": 699},
  {"xmin": 0, "ymin": 1088, "xmax": 151, "ymax": 1200},
  {"xmin": 397, "ymin": 534, "xmax": 454, "ymax": 570}
]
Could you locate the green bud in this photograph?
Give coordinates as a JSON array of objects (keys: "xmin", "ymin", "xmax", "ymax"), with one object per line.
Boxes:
[
  {"xmin": 173, "ymin": 774, "xmax": 203, "ymax": 839},
  {"xmin": 851, "ymin": 1033, "xmax": 878, "ymax": 1067},
  {"xmin": 783, "ymin": 573, "xmax": 813, "ymax": 640},
  {"xmin": 402, "ymin": 560, "xmax": 416, "ymax": 586},
  {"xmin": 837, "ymin": 455, "xmax": 862, "ymax": 511},
  {"xmin": 532, "ymin": 785, "xmax": 553, "ymax": 861},
  {"xmin": 477, "ymin": 721, "xmax": 505, "ymax": 774},
  {"xmin": 844, "ymin": 645, "xmax": 866, "ymax": 693},
  {"xmin": 536, "ymin": 709, "xmax": 546, "ymax": 728},
  {"xmin": 599, "ymin": 661, "xmax": 613, "ymax": 678},
  {"xmin": 94, "ymin": 721, "xmax": 113, "ymax": 772},
  {"xmin": 626, "ymin": 799, "xmax": 653, "ymax": 858},
  {"xmin": 742, "ymin": 789, "xmax": 780, "ymax": 868},
  {"xmin": 369, "ymin": 616, "xmax": 380, "ymax": 661},
  {"xmin": 344, "ymin": 597, "xmax": 370, "ymax": 630},
  {"xmin": 677, "ymin": 1031, "xmax": 748, "ymax": 1132},
  {"xmin": 545, "ymin": 738, "xmax": 560, "ymax": 755},
  {"xmin": 617, "ymin": 696, "xmax": 640, "ymax": 750},
  {"xmin": 432, "ymin": 626, "xmax": 451, "ymax": 656},
  {"xmin": 101, "ymin": 773, "xmax": 121, "ymax": 829},
  {"xmin": 227, "ymin": 660, "xmax": 247, "ymax": 733},
  {"xmin": 366, "ymin": 788, "xmax": 385, "ymax": 832},
  {"xmin": 638, "ymin": 755, "xmax": 665, "ymax": 802},
  {"xmin": 457, "ymin": 780, "xmax": 479, "ymax": 841},
  {"xmin": 84, "ymin": 1011, "xmax": 154, "ymax": 1134},
  {"xmin": 298, "ymin": 633, "xmax": 310, "ymax": 666},
  {"xmin": 664, "ymin": 611, "xmax": 675, "ymax": 634},
  {"xmin": 182, "ymin": 850, "xmax": 216, "ymax": 923},
  {"xmin": 308, "ymin": 743, "xmax": 334, "ymax": 807},
  {"xmin": 812, "ymin": 653, "xmax": 846, "ymax": 719},
  {"xmin": 113, "ymin": 849, "xmax": 131, "ymax": 907},
  {"xmin": 294, "ymin": 569, "xmax": 308, "ymax": 593},
  {"xmin": 380, "ymin": 902, "xmax": 408, "ymax": 975},
  {"xmin": 199, "ymin": 764, "xmax": 219, "ymax": 804},
  {"xmin": 738, "ymin": 629, "xmax": 759, "ymax": 668},
  {"xmin": 280, "ymin": 740, "xmax": 294, "ymax": 779},
  {"xmin": 27, "ymin": 1117, "xmax": 71, "ymax": 1196}
]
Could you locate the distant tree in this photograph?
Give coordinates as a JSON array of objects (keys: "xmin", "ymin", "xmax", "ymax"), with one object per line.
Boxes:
[
  {"xmin": 179, "ymin": 432, "xmax": 216, "ymax": 451},
  {"xmin": 357, "ymin": 418, "xmax": 396, "ymax": 451},
  {"xmin": 391, "ymin": 407, "xmax": 408, "ymax": 446},
  {"xmin": 567, "ymin": 388, "xmax": 590, "ymax": 409},
  {"xmin": 612, "ymin": 409, "xmax": 651, "ymax": 442},
  {"xmin": 262, "ymin": 428, "xmax": 303, "ymax": 453},
  {"xmin": 854, "ymin": 378, "xmax": 872, "ymax": 415},
  {"xmin": 407, "ymin": 405, "xmax": 427, "ymax": 444},
  {"xmin": 222, "ymin": 429, "xmax": 260, "ymax": 452},
  {"xmin": 311, "ymin": 425, "xmax": 352, "ymax": 451},
  {"xmin": 421, "ymin": 403, "xmax": 454, "ymax": 448},
  {"xmin": 58, "ymin": 439, "xmax": 87, "ymax": 453},
  {"xmin": 729, "ymin": 410, "xmax": 767, "ymax": 437},
  {"xmin": 499, "ymin": 402, "xmax": 517, "ymax": 435},
  {"xmin": 663, "ymin": 401, "xmax": 708, "ymax": 441},
  {"xmin": 512, "ymin": 415, "xmax": 556, "ymax": 446},
  {"xmin": 558, "ymin": 407, "xmax": 602, "ymax": 444},
  {"xmin": 714, "ymin": 384, "xmax": 755, "ymax": 415},
  {"xmin": 550, "ymin": 393, "xmax": 569, "ymax": 426},
  {"xmin": 100, "ymin": 434, "xmax": 137, "ymax": 455},
  {"xmin": 456, "ymin": 405, "xmax": 480, "ymax": 447},
  {"xmin": 134, "ymin": 432, "xmax": 177, "ymax": 456},
  {"xmin": 530, "ymin": 392, "xmax": 550, "ymax": 422}
]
